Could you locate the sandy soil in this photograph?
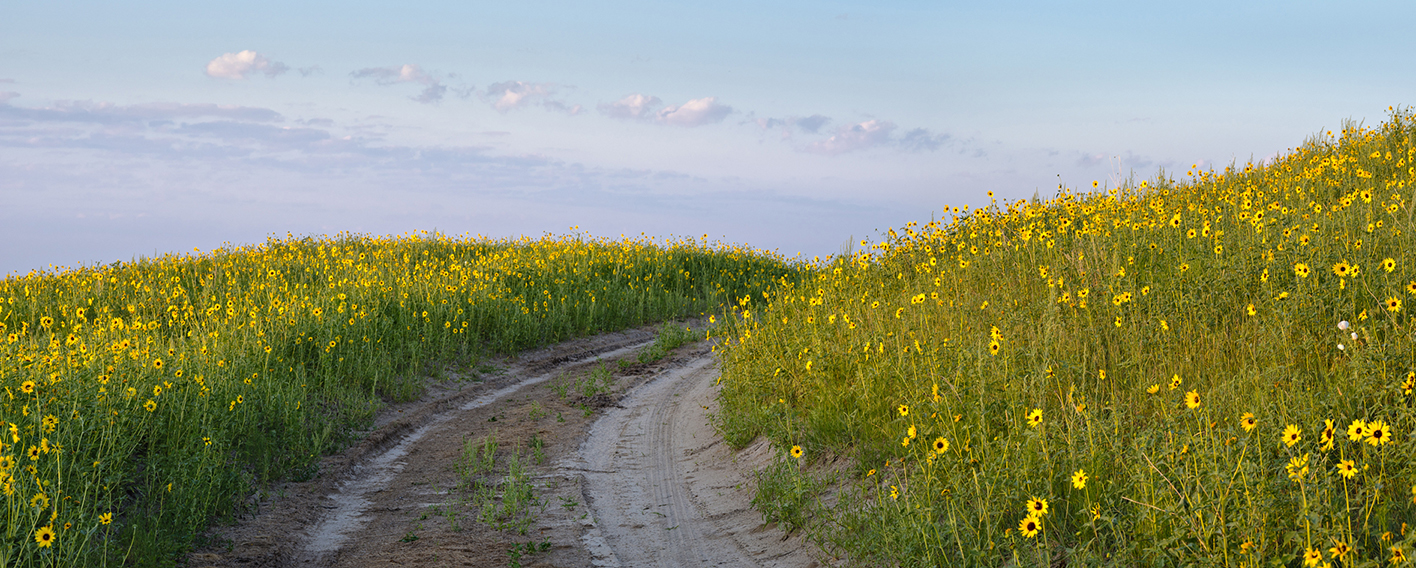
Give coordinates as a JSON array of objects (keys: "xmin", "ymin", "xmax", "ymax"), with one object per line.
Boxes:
[{"xmin": 185, "ymin": 323, "xmax": 822, "ymax": 567}]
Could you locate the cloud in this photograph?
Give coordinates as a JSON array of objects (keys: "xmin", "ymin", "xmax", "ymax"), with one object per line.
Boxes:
[
  {"xmin": 806, "ymin": 119, "xmax": 897, "ymax": 154},
  {"xmin": 298, "ymin": 65, "xmax": 324, "ymax": 77},
  {"xmin": 754, "ymin": 114, "xmax": 831, "ymax": 137},
  {"xmin": 656, "ymin": 97, "xmax": 732, "ymax": 127},
  {"xmin": 205, "ymin": 51, "xmax": 289, "ymax": 79},
  {"xmin": 898, "ymin": 128, "xmax": 949, "ymax": 152},
  {"xmin": 598, "ymin": 94, "xmax": 662, "ymax": 121},
  {"xmin": 0, "ymin": 92, "xmax": 18, "ymax": 104},
  {"xmin": 542, "ymin": 100, "xmax": 584, "ymax": 115},
  {"xmin": 350, "ymin": 64, "xmax": 447, "ymax": 103},
  {"xmin": 0, "ymin": 100, "xmax": 284, "ymax": 124}
]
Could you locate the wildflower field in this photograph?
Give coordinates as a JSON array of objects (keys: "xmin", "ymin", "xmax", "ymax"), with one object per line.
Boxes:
[
  {"xmin": 715, "ymin": 109, "xmax": 1416, "ymax": 566},
  {"xmin": 0, "ymin": 231, "xmax": 797, "ymax": 565}
]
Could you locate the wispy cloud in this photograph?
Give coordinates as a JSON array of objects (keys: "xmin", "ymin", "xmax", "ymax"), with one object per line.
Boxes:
[
  {"xmin": 597, "ymin": 94, "xmax": 732, "ymax": 127},
  {"xmin": 656, "ymin": 97, "xmax": 732, "ymax": 127},
  {"xmin": 803, "ymin": 120, "xmax": 952, "ymax": 155},
  {"xmin": 205, "ymin": 51, "xmax": 289, "ymax": 79},
  {"xmin": 0, "ymin": 92, "xmax": 18, "ymax": 104},
  {"xmin": 350, "ymin": 64, "xmax": 448, "ymax": 104},
  {"xmin": 598, "ymin": 94, "xmax": 662, "ymax": 121},
  {"xmin": 482, "ymin": 81, "xmax": 581, "ymax": 114},
  {"xmin": 753, "ymin": 114, "xmax": 832, "ymax": 138},
  {"xmin": 805, "ymin": 120, "xmax": 896, "ymax": 154},
  {"xmin": 0, "ymin": 100, "xmax": 284, "ymax": 124},
  {"xmin": 297, "ymin": 65, "xmax": 324, "ymax": 77}
]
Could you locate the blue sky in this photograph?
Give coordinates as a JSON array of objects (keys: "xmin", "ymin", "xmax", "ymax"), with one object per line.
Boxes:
[{"xmin": 3, "ymin": 0, "xmax": 1413, "ymax": 276}]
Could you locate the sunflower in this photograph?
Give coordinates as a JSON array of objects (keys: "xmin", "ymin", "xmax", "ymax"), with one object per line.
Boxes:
[
  {"xmin": 790, "ymin": 445, "xmax": 803, "ymax": 459},
  {"xmin": 99, "ymin": 512, "xmax": 112, "ymax": 525},
  {"xmin": 1281, "ymin": 424, "xmax": 1302, "ymax": 447},
  {"xmin": 1365, "ymin": 420, "xmax": 1392, "ymax": 446},
  {"xmin": 1294, "ymin": 263, "xmax": 1311, "ymax": 278},
  {"xmin": 1071, "ymin": 469, "xmax": 1088, "ymax": 489},
  {"xmin": 1184, "ymin": 390, "xmax": 1201, "ymax": 410},
  {"xmin": 1026, "ymin": 408, "xmax": 1043, "ymax": 427},
  {"xmin": 0, "ymin": 454, "xmax": 14, "ymax": 471},
  {"xmin": 932, "ymin": 437, "xmax": 949, "ymax": 454},
  {"xmin": 1408, "ymin": 281, "xmax": 1416, "ymax": 296},
  {"xmin": 30, "ymin": 492, "xmax": 48, "ymax": 509},
  {"xmin": 1329, "ymin": 539, "xmax": 1351, "ymax": 560},
  {"xmin": 1303, "ymin": 547, "xmax": 1323, "ymax": 567},
  {"xmin": 1383, "ymin": 258, "xmax": 1397, "ymax": 272},
  {"xmin": 1169, "ymin": 374, "xmax": 1182, "ymax": 390},
  {"xmin": 34, "ymin": 525, "xmax": 55, "ymax": 548},
  {"xmin": 897, "ymin": 404, "xmax": 909, "ymax": 417},
  {"xmin": 20, "ymin": 380, "xmax": 35, "ymax": 394},
  {"xmin": 1319, "ymin": 419, "xmax": 1335, "ymax": 451},
  {"xmin": 144, "ymin": 400, "xmax": 157, "ymax": 412},
  {"xmin": 1146, "ymin": 384, "xmax": 1160, "ymax": 394},
  {"xmin": 1387, "ymin": 297, "xmax": 1403, "ymax": 312},
  {"xmin": 1017, "ymin": 515, "xmax": 1041, "ymax": 538},
  {"xmin": 988, "ymin": 339, "xmax": 1000, "ymax": 356},
  {"xmin": 1025, "ymin": 497, "xmax": 1048, "ymax": 517},
  {"xmin": 1286, "ymin": 453, "xmax": 1309, "ymax": 481},
  {"xmin": 1246, "ymin": 303, "xmax": 1256, "ymax": 316},
  {"xmin": 907, "ymin": 425, "xmax": 917, "ymax": 439},
  {"xmin": 1333, "ymin": 261, "xmax": 1352, "ymax": 278},
  {"xmin": 1336, "ymin": 459, "xmax": 1357, "ymax": 479},
  {"xmin": 1240, "ymin": 412, "xmax": 1257, "ymax": 432},
  {"xmin": 1348, "ymin": 418, "xmax": 1368, "ymax": 441}
]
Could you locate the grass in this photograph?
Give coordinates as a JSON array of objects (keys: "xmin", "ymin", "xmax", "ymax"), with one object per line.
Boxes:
[
  {"xmin": 713, "ymin": 108, "xmax": 1416, "ymax": 566},
  {"xmin": 0, "ymin": 230, "xmax": 798, "ymax": 565}
]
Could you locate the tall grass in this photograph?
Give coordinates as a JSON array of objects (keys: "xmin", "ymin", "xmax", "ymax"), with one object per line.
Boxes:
[
  {"xmin": 714, "ymin": 108, "xmax": 1416, "ymax": 566},
  {"xmin": 0, "ymin": 230, "xmax": 799, "ymax": 565}
]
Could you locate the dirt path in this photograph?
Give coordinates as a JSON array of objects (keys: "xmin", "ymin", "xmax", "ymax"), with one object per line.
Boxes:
[
  {"xmin": 576, "ymin": 353, "xmax": 817, "ymax": 567},
  {"xmin": 186, "ymin": 324, "xmax": 820, "ymax": 568}
]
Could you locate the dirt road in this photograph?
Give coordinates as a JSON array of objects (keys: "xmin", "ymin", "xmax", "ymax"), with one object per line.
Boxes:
[{"xmin": 187, "ymin": 324, "xmax": 819, "ymax": 567}]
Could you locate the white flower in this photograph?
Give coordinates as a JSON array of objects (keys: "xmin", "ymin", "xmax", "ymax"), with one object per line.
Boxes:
[
  {"xmin": 1338, "ymin": 320, "xmax": 1350, "ymax": 330},
  {"xmin": 1351, "ymin": 332, "xmax": 1358, "ymax": 340},
  {"xmin": 1338, "ymin": 343, "xmax": 1345, "ymax": 350}
]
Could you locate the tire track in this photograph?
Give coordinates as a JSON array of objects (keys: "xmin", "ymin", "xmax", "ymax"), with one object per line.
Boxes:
[{"xmin": 578, "ymin": 354, "xmax": 813, "ymax": 567}]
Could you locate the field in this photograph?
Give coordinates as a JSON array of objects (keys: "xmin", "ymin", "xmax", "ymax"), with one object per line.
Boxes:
[
  {"xmin": 7, "ymin": 109, "xmax": 1416, "ymax": 568},
  {"xmin": 0, "ymin": 231, "xmax": 798, "ymax": 565},
  {"xmin": 713, "ymin": 109, "xmax": 1416, "ymax": 566}
]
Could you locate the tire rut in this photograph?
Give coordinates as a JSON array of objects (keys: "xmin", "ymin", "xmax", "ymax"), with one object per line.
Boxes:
[{"xmin": 578, "ymin": 354, "xmax": 816, "ymax": 567}]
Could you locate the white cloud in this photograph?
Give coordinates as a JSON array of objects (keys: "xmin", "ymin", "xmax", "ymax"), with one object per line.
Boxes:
[
  {"xmin": 205, "ymin": 51, "xmax": 289, "ymax": 79},
  {"xmin": 655, "ymin": 97, "xmax": 732, "ymax": 127},
  {"xmin": 298, "ymin": 65, "xmax": 324, "ymax": 77},
  {"xmin": 350, "ymin": 64, "xmax": 448, "ymax": 103},
  {"xmin": 806, "ymin": 119, "xmax": 896, "ymax": 154},
  {"xmin": 484, "ymin": 81, "xmax": 549, "ymax": 112},
  {"xmin": 0, "ymin": 92, "xmax": 18, "ymax": 104},
  {"xmin": 598, "ymin": 94, "xmax": 662, "ymax": 121}
]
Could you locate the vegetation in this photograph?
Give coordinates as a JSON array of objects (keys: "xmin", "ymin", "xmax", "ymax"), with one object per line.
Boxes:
[
  {"xmin": 0, "ymin": 230, "xmax": 797, "ymax": 565},
  {"xmin": 714, "ymin": 108, "xmax": 1416, "ymax": 566}
]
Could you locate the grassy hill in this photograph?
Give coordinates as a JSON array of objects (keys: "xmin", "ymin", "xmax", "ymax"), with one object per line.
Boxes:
[
  {"xmin": 713, "ymin": 108, "xmax": 1416, "ymax": 566},
  {"xmin": 0, "ymin": 231, "xmax": 799, "ymax": 565}
]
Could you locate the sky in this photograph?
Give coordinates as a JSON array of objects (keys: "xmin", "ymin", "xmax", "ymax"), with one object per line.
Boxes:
[{"xmin": 3, "ymin": 1, "xmax": 1414, "ymax": 276}]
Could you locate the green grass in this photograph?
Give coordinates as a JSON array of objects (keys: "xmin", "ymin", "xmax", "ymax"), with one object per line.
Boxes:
[
  {"xmin": 0, "ymin": 231, "xmax": 799, "ymax": 566},
  {"xmin": 713, "ymin": 109, "xmax": 1416, "ymax": 566}
]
